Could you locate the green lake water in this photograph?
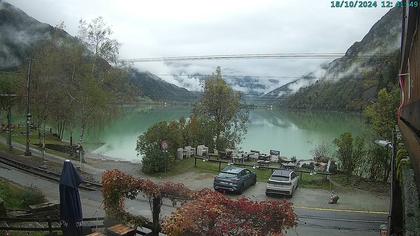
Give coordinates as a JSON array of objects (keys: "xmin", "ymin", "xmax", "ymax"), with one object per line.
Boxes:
[{"xmin": 79, "ymin": 106, "xmax": 368, "ymax": 163}]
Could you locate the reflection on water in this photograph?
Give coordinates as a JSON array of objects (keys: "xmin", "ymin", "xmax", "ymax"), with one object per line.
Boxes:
[
  {"xmin": 80, "ymin": 106, "xmax": 366, "ymax": 162},
  {"xmin": 241, "ymin": 110, "xmax": 367, "ymax": 159}
]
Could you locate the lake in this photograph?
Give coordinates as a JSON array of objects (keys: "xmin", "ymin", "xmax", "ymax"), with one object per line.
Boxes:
[{"xmin": 82, "ymin": 106, "xmax": 367, "ymax": 163}]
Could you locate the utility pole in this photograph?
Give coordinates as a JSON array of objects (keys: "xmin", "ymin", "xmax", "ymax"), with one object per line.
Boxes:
[
  {"xmin": 25, "ymin": 59, "xmax": 32, "ymax": 156},
  {"xmin": 7, "ymin": 105, "xmax": 12, "ymax": 151}
]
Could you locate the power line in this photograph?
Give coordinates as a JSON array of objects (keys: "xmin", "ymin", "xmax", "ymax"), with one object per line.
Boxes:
[
  {"xmin": 156, "ymin": 74, "xmax": 304, "ymax": 79},
  {"xmin": 120, "ymin": 52, "xmax": 391, "ymax": 63}
]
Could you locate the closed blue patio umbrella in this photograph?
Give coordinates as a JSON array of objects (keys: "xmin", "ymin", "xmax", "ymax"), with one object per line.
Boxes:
[{"xmin": 60, "ymin": 160, "xmax": 83, "ymax": 236}]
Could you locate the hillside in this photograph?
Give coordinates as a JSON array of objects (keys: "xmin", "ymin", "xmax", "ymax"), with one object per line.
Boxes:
[
  {"xmin": 0, "ymin": 0, "xmax": 197, "ymax": 102},
  {"xmin": 264, "ymin": 7, "xmax": 402, "ymax": 111},
  {"xmin": 262, "ymin": 74, "xmax": 316, "ymax": 99},
  {"xmin": 130, "ymin": 70, "xmax": 200, "ymax": 102},
  {"xmin": 0, "ymin": 0, "xmax": 57, "ymax": 69}
]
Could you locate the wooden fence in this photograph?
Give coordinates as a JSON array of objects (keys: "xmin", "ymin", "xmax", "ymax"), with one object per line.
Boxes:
[
  {"xmin": 0, "ymin": 217, "xmax": 157, "ymax": 235},
  {"xmin": 194, "ymin": 155, "xmax": 331, "ymax": 175}
]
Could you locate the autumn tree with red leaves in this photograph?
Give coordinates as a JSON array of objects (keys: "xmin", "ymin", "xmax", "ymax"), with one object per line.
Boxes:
[
  {"xmin": 162, "ymin": 191, "xmax": 296, "ymax": 236},
  {"xmin": 102, "ymin": 170, "xmax": 297, "ymax": 236}
]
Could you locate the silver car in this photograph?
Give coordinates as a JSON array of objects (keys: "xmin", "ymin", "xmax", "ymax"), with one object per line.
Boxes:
[{"xmin": 265, "ymin": 169, "xmax": 299, "ymax": 197}]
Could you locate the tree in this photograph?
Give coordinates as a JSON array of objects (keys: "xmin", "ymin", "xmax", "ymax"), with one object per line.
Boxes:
[
  {"xmin": 0, "ymin": 72, "xmax": 21, "ymax": 150},
  {"xmin": 30, "ymin": 25, "xmax": 71, "ymax": 147},
  {"xmin": 0, "ymin": 73, "xmax": 19, "ymax": 112},
  {"xmin": 366, "ymin": 143, "xmax": 390, "ymax": 181},
  {"xmin": 193, "ymin": 67, "xmax": 248, "ymax": 151},
  {"xmin": 78, "ymin": 17, "xmax": 120, "ymax": 74},
  {"xmin": 312, "ymin": 142, "xmax": 331, "ymax": 163},
  {"xmin": 364, "ymin": 88, "xmax": 399, "ymax": 141},
  {"xmin": 364, "ymin": 87, "xmax": 399, "ymax": 181},
  {"xmin": 102, "ymin": 170, "xmax": 297, "ymax": 236},
  {"xmin": 136, "ymin": 121, "xmax": 180, "ymax": 173},
  {"xmin": 162, "ymin": 191, "xmax": 296, "ymax": 236},
  {"xmin": 74, "ymin": 18, "xmax": 122, "ymax": 153},
  {"xmin": 333, "ymin": 132, "xmax": 365, "ymax": 180}
]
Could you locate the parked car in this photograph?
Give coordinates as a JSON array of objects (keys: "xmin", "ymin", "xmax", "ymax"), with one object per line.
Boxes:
[
  {"xmin": 214, "ymin": 166, "xmax": 257, "ymax": 194},
  {"xmin": 265, "ymin": 169, "xmax": 299, "ymax": 197}
]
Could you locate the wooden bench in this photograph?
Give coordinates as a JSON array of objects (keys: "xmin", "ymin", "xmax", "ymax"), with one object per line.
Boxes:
[{"xmin": 107, "ymin": 224, "xmax": 136, "ymax": 236}]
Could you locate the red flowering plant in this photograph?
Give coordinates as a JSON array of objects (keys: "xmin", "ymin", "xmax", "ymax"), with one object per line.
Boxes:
[
  {"xmin": 102, "ymin": 170, "xmax": 195, "ymax": 233},
  {"xmin": 102, "ymin": 170, "xmax": 297, "ymax": 236},
  {"xmin": 161, "ymin": 191, "xmax": 297, "ymax": 236}
]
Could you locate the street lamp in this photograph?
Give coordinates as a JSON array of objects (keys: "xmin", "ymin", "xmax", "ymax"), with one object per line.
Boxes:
[
  {"xmin": 374, "ymin": 133, "xmax": 401, "ymax": 235},
  {"xmin": 374, "ymin": 140, "xmax": 392, "ymax": 148}
]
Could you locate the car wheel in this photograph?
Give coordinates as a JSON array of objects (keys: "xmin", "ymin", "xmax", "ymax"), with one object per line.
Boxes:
[
  {"xmin": 238, "ymin": 183, "xmax": 245, "ymax": 194},
  {"xmin": 252, "ymin": 176, "xmax": 257, "ymax": 185}
]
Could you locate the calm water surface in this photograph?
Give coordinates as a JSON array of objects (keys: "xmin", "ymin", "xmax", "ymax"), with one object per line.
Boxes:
[{"xmin": 81, "ymin": 106, "xmax": 367, "ymax": 162}]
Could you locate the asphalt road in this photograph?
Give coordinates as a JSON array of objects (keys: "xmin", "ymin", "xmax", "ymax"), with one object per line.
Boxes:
[{"xmin": 0, "ymin": 161, "xmax": 388, "ymax": 236}]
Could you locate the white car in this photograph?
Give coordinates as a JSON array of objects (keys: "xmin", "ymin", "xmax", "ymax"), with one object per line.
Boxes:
[{"xmin": 265, "ymin": 169, "xmax": 299, "ymax": 197}]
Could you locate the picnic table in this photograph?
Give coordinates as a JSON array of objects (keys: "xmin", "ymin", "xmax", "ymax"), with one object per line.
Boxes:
[
  {"xmin": 107, "ymin": 224, "xmax": 136, "ymax": 236},
  {"xmin": 257, "ymin": 160, "xmax": 270, "ymax": 168},
  {"xmin": 232, "ymin": 155, "xmax": 244, "ymax": 163}
]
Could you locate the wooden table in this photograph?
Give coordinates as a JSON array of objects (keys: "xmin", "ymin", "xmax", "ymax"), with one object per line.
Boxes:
[
  {"xmin": 257, "ymin": 160, "xmax": 270, "ymax": 167},
  {"xmin": 232, "ymin": 156, "xmax": 244, "ymax": 163},
  {"xmin": 107, "ymin": 224, "xmax": 136, "ymax": 236},
  {"xmin": 87, "ymin": 232, "xmax": 105, "ymax": 236}
]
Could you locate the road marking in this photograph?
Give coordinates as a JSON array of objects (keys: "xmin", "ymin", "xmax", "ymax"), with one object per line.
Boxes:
[{"xmin": 295, "ymin": 206, "xmax": 388, "ymax": 215}]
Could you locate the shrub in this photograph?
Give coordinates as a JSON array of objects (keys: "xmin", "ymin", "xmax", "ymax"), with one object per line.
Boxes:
[{"xmin": 21, "ymin": 186, "xmax": 46, "ymax": 207}]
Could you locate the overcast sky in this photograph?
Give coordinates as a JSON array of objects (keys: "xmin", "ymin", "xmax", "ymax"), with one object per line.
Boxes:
[{"xmin": 7, "ymin": 0, "xmax": 391, "ymax": 91}]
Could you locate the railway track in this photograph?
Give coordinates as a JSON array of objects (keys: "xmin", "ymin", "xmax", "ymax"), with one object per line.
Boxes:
[{"xmin": 0, "ymin": 153, "xmax": 103, "ymax": 191}]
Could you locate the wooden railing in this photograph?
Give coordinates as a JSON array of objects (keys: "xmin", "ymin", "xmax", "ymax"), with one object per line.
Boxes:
[
  {"xmin": 0, "ymin": 217, "xmax": 160, "ymax": 235},
  {"xmin": 0, "ymin": 217, "xmax": 104, "ymax": 234}
]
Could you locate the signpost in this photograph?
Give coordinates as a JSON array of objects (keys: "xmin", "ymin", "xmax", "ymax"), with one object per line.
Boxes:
[{"xmin": 161, "ymin": 141, "xmax": 168, "ymax": 173}]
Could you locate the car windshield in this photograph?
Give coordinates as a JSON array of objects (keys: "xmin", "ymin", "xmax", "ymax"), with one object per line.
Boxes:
[
  {"xmin": 271, "ymin": 176, "xmax": 289, "ymax": 181},
  {"xmin": 218, "ymin": 172, "xmax": 238, "ymax": 178}
]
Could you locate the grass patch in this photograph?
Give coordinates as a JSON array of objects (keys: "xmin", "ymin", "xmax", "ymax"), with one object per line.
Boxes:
[
  {"xmin": 8, "ymin": 127, "xmax": 63, "ymax": 146},
  {"xmin": 151, "ymin": 158, "xmax": 331, "ymax": 189},
  {"xmin": 298, "ymin": 172, "xmax": 331, "ymax": 190},
  {"xmin": 331, "ymin": 174, "xmax": 388, "ymax": 193},
  {"xmin": 148, "ymin": 158, "xmax": 196, "ymax": 178},
  {"xmin": 0, "ymin": 128, "xmax": 72, "ymax": 159},
  {"xmin": 0, "ymin": 178, "xmax": 46, "ymax": 210},
  {"xmin": 0, "ymin": 142, "xmax": 24, "ymax": 155}
]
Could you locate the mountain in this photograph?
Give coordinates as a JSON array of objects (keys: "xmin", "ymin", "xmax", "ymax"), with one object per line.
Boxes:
[
  {"xmin": 0, "ymin": 0, "xmax": 58, "ymax": 69},
  {"xmin": 0, "ymin": 0, "xmax": 198, "ymax": 102},
  {"xmin": 130, "ymin": 70, "xmax": 200, "ymax": 102},
  {"xmin": 262, "ymin": 74, "xmax": 316, "ymax": 99},
  {"xmin": 264, "ymin": 7, "xmax": 402, "ymax": 110},
  {"xmin": 172, "ymin": 72, "xmax": 280, "ymax": 96}
]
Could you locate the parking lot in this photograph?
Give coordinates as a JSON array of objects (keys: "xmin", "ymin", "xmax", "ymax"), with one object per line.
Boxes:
[{"xmin": 165, "ymin": 171, "xmax": 389, "ymax": 213}]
